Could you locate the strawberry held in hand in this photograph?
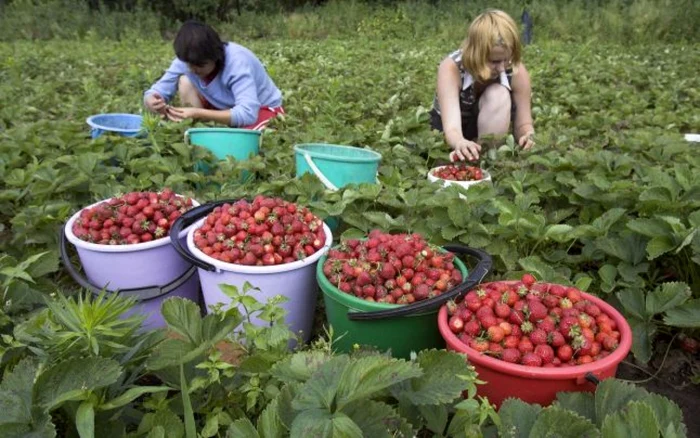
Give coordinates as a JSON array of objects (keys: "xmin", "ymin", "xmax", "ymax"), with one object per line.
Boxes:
[
  {"xmin": 432, "ymin": 164, "xmax": 484, "ymax": 182},
  {"xmin": 71, "ymin": 189, "xmax": 194, "ymax": 245},
  {"xmin": 192, "ymin": 196, "xmax": 326, "ymax": 266},
  {"xmin": 445, "ymin": 273, "xmax": 623, "ymax": 368},
  {"xmin": 323, "ymin": 229, "xmax": 463, "ymax": 304}
]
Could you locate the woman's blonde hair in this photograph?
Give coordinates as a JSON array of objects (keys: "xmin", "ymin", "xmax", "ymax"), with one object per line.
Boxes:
[{"xmin": 461, "ymin": 10, "xmax": 522, "ymax": 83}]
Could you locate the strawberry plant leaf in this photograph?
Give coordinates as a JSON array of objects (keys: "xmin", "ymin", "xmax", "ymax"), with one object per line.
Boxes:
[
  {"xmin": 290, "ymin": 410, "xmax": 362, "ymax": 438},
  {"xmin": 646, "ymin": 236, "xmax": 677, "ymax": 260},
  {"xmin": 99, "ymin": 386, "xmax": 171, "ymax": 411},
  {"xmin": 417, "ymin": 404, "xmax": 448, "ymax": 435},
  {"xmin": 390, "ymin": 350, "xmax": 471, "ymax": 406},
  {"xmin": 591, "ymin": 208, "xmax": 627, "ymax": 234},
  {"xmin": 662, "ymin": 299, "xmax": 700, "ymax": 328},
  {"xmin": 601, "ymin": 401, "xmax": 660, "ymax": 438},
  {"xmin": 160, "ymin": 298, "xmax": 203, "ymax": 344},
  {"xmin": 517, "ymin": 256, "xmax": 564, "ymax": 284},
  {"xmin": 544, "ymin": 224, "xmax": 575, "ymax": 242},
  {"xmin": 644, "ymin": 393, "xmax": 687, "ymax": 438},
  {"xmin": 0, "ymin": 357, "xmax": 38, "ymax": 425},
  {"xmin": 336, "ymin": 355, "xmax": 421, "ymax": 410},
  {"xmin": 257, "ymin": 397, "xmax": 285, "ymax": 438},
  {"xmin": 497, "ymin": 397, "xmax": 542, "ymax": 438},
  {"xmin": 646, "ymin": 282, "xmax": 691, "ymax": 316},
  {"xmin": 292, "ymin": 355, "xmax": 349, "ymax": 411},
  {"xmin": 75, "ymin": 401, "xmax": 95, "ymax": 438},
  {"xmin": 271, "ymin": 351, "xmax": 332, "ymax": 384},
  {"xmin": 343, "ymin": 400, "xmax": 413, "ymax": 438},
  {"xmin": 627, "ymin": 218, "xmax": 671, "ymax": 238},
  {"xmin": 594, "ymin": 379, "xmax": 649, "ymax": 428},
  {"xmin": 553, "ymin": 392, "xmax": 596, "ymax": 424},
  {"xmin": 137, "ymin": 409, "xmax": 184, "ymax": 437},
  {"xmin": 595, "ymin": 233, "xmax": 647, "ymax": 265},
  {"xmin": 598, "ymin": 265, "xmax": 618, "ymax": 292},
  {"xmin": 528, "ymin": 406, "xmax": 598, "ymax": 438},
  {"xmin": 226, "ymin": 419, "xmax": 259, "ymax": 438},
  {"xmin": 35, "ymin": 357, "xmax": 122, "ymax": 410},
  {"xmin": 628, "ymin": 318, "xmax": 657, "ymax": 363}
]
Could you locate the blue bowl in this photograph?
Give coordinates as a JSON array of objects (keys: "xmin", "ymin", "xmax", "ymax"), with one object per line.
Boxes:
[{"xmin": 87, "ymin": 113, "xmax": 144, "ymax": 139}]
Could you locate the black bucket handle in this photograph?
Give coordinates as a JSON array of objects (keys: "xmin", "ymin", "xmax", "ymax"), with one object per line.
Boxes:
[
  {"xmin": 168, "ymin": 199, "xmax": 243, "ymax": 272},
  {"xmin": 59, "ymin": 225, "xmax": 197, "ymax": 302},
  {"xmin": 347, "ymin": 243, "xmax": 492, "ymax": 321}
]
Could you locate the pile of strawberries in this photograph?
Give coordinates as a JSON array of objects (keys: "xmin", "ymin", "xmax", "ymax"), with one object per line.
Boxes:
[
  {"xmin": 322, "ymin": 229, "xmax": 463, "ymax": 304},
  {"xmin": 192, "ymin": 196, "xmax": 326, "ymax": 266},
  {"xmin": 72, "ymin": 189, "xmax": 195, "ymax": 245},
  {"xmin": 432, "ymin": 164, "xmax": 484, "ymax": 182},
  {"xmin": 446, "ymin": 274, "xmax": 622, "ymax": 367}
]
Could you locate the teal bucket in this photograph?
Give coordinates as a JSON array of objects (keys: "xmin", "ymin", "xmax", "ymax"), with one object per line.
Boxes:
[
  {"xmin": 294, "ymin": 143, "xmax": 382, "ymax": 232},
  {"xmin": 294, "ymin": 144, "xmax": 382, "ymax": 191},
  {"xmin": 186, "ymin": 128, "xmax": 262, "ymax": 180}
]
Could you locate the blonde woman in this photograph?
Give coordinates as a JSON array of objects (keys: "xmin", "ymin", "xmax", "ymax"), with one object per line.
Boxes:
[{"xmin": 430, "ymin": 10, "xmax": 535, "ymax": 161}]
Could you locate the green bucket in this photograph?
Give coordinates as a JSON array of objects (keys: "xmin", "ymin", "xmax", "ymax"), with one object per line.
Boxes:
[
  {"xmin": 295, "ymin": 143, "xmax": 382, "ymax": 232},
  {"xmin": 318, "ymin": 255, "xmax": 469, "ymax": 359},
  {"xmin": 294, "ymin": 144, "xmax": 382, "ymax": 191},
  {"xmin": 186, "ymin": 128, "xmax": 262, "ymax": 180}
]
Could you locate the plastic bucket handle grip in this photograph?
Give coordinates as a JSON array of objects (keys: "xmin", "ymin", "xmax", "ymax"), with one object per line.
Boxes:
[
  {"xmin": 303, "ymin": 152, "xmax": 339, "ymax": 191},
  {"xmin": 169, "ymin": 199, "xmax": 246, "ymax": 272},
  {"xmin": 347, "ymin": 244, "xmax": 493, "ymax": 320},
  {"xmin": 59, "ymin": 227, "xmax": 196, "ymax": 301}
]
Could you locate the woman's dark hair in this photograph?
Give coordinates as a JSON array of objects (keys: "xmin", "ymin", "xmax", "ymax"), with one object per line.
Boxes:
[{"xmin": 173, "ymin": 21, "xmax": 226, "ymax": 67}]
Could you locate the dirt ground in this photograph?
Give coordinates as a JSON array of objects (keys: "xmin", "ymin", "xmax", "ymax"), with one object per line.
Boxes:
[{"xmin": 615, "ymin": 336, "xmax": 700, "ymax": 437}]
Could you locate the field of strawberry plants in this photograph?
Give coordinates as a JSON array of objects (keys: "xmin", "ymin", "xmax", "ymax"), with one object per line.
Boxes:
[{"xmin": 1, "ymin": 7, "xmax": 699, "ymax": 436}]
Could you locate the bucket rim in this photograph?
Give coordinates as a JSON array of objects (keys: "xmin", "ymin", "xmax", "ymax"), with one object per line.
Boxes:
[
  {"xmin": 185, "ymin": 127, "xmax": 262, "ymax": 137},
  {"xmin": 438, "ymin": 282, "xmax": 633, "ymax": 380},
  {"xmin": 294, "ymin": 143, "xmax": 383, "ymax": 162},
  {"xmin": 186, "ymin": 219, "xmax": 333, "ymax": 274},
  {"xmin": 318, "ymin": 252, "xmax": 468, "ymax": 316},
  {"xmin": 65, "ymin": 195, "xmax": 200, "ymax": 253},
  {"xmin": 86, "ymin": 113, "xmax": 144, "ymax": 133}
]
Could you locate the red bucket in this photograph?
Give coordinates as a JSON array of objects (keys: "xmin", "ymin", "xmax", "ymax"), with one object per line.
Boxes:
[{"xmin": 437, "ymin": 282, "xmax": 632, "ymax": 407}]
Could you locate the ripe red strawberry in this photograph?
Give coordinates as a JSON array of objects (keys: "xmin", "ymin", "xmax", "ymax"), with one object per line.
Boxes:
[
  {"xmin": 495, "ymin": 302, "xmax": 511, "ymax": 318},
  {"xmin": 528, "ymin": 300, "xmax": 548, "ymax": 322},
  {"xmin": 448, "ymin": 316, "xmax": 464, "ymax": 334},
  {"xmin": 534, "ymin": 344, "xmax": 555, "ymax": 364},
  {"xmin": 678, "ymin": 335, "xmax": 699, "ymax": 354},
  {"xmin": 530, "ymin": 329, "xmax": 548, "ymax": 345},
  {"xmin": 502, "ymin": 348, "xmax": 521, "ymax": 364},
  {"xmin": 470, "ymin": 338, "xmax": 489, "ymax": 353},
  {"xmin": 542, "ymin": 294, "xmax": 560, "ymax": 309},
  {"xmin": 487, "ymin": 326, "xmax": 505, "ymax": 343},
  {"xmin": 584, "ymin": 303, "xmax": 602, "ymax": 317},
  {"xmin": 518, "ymin": 338, "xmax": 534, "ymax": 354},
  {"xmin": 548, "ymin": 331, "xmax": 566, "ymax": 348},
  {"xmin": 503, "ymin": 335, "xmax": 519, "ymax": 349},
  {"xmin": 464, "ymin": 320, "xmax": 481, "ymax": 336},
  {"xmin": 521, "ymin": 352, "xmax": 543, "ymax": 367},
  {"xmin": 537, "ymin": 316, "xmax": 556, "ymax": 333},
  {"xmin": 521, "ymin": 273, "xmax": 536, "ymax": 287}
]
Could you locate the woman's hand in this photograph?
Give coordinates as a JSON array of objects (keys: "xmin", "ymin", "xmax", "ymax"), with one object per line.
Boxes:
[
  {"xmin": 518, "ymin": 130, "xmax": 535, "ymax": 150},
  {"xmin": 166, "ymin": 107, "xmax": 201, "ymax": 122},
  {"xmin": 145, "ymin": 93, "xmax": 167, "ymax": 115},
  {"xmin": 451, "ymin": 138, "xmax": 482, "ymax": 162}
]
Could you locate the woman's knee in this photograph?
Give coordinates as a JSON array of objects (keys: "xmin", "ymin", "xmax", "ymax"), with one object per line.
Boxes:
[
  {"xmin": 479, "ymin": 84, "xmax": 511, "ymax": 111},
  {"xmin": 177, "ymin": 76, "xmax": 201, "ymax": 107}
]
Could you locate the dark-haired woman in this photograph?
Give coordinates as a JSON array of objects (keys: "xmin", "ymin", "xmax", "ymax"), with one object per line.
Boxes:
[{"xmin": 144, "ymin": 21, "xmax": 284, "ymax": 130}]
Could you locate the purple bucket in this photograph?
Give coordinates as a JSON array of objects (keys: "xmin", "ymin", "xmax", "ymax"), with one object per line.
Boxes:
[
  {"xmin": 181, "ymin": 218, "xmax": 332, "ymax": 343},
  {"xmin": 61, "ymin": 197, "xmax": 202, "ymax": 330}
]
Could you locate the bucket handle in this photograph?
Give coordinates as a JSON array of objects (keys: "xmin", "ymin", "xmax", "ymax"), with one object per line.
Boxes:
[
  {"xmin": 347, "ymin": 244, "xmax": 492, "ymax": 320},
  {"xmin": 58, "ymin": 227, "xmax": 196, "ymax": 301},
  {"xmin": 168, "ymin": 199, "xmax": 243, "ymax": 272},
  {"xmin": 303, "ymin": 152, "xmax": 339, "ymax": 191}
]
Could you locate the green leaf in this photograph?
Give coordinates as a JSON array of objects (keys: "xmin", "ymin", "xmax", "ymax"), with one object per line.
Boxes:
[
  {"xmin": 528, "ymin": 406, "xmax": 599, "ymax": 437},
  {"xmin": 35, "ymin": 357, "xmax": 121, "ymax": 410},
  {"xmin": 180, "ymin": 365, "xmax": 196, "ymax": 438},
  {"xmin": 362, "ymin": 211, "xmax": 399, "ymax": 229},
  {"xmin": 517, "ymin": 256, "xmax": 560, "ymax": 284},
  {"xmin": 544, "ymin": 224, "xmax": 575, "ymax": 242},
  {"xmin": 292, "ymin": 355, "xmax": 349, "ymax": 411},
  {"xmin": 146, "ymin": 338, "xmax": 208, "ymax": 370},
  {"xmin": 137, "ymin": 410, "xmax": 183, "ymax": 438},
  {"xmin": 592, "ymin": 208, "xmax": 627, "ymax": 233},
  {"xmin": 497, "ymin": 397, "xmax": 542, "ymax": 438},
  {"xmin": 646, "ymin": 282, "xmax": 691, "ymax": 316},
  {"xmin": 663, "ymin": 299, "xmax": 700, "ymax": 327},
  {"xmin": 417, "ymin": 404, "xmax": 448, "ymax": 435},
  {"xmin": 344, "ymin": 400, "xmax": 414, "ymax": 438},
  {"xmin": 553, "ymin": 392, "xmax": 596, "ymax": 423},
  {"xmin": 290, "ymin": 410, "xmax": 363, "ymax": 438},
  {"xmin": 647, "ymin": 236, "xmax": 677, "ymax": 260},
  {"xmin": 227, "ymin": 419, "xmax": 259, "ymax": 438},
  {"xmin": 25, "ymin": 251, "xmax": 59, "ymax": 278},
  {"xmin": 616, "ymin": 289, "xmax": 648, "ymax": 320},
  {"xmin": 628, "ymin": 318, "xmax": 657, "ymax": 363},
  {"xmin": 601, "ymin": 401, "xmax": 659, "ymax": 438},
  {"xmin": 0, "ymin": 357, "xmax": 38, "ymax": 425},
  {"xmin": 99, "ymin": 386, "xmax": 171, "ymax": 411},
  {"xmin": 270, "ymin": 351, "xmax": 331, "ymax": 384},
  {"xmin": 627, "ymin": 218, "xmax": 670, "ymax": 238},
  {"xmin": 336, "ymin": 355, "xmax": 422, "ymax": 410},
  {"xmin": 161, "ymin": 298, "xmax": 203, "ymax": 344},
  {"xmin": 76, "ymin": 401, "xmax": 95, "ymax": 438},
  {"xmin": 594, "ymin": 379, "xmax": 649, "ymax": 428},
  {"xmin": 644, "ymin": 393, "xmax": 687, "ymax": 438},
  {"xmin": 598, "ymin": 264, "xmax": 617, "ymax": 287},
  {"xmin": 257, "ymin": 397, "xmax": 285, "ymax": 438},
  {"xmin": 390, "ymin": 350, "xmax": 471, "ymax": 405}
]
